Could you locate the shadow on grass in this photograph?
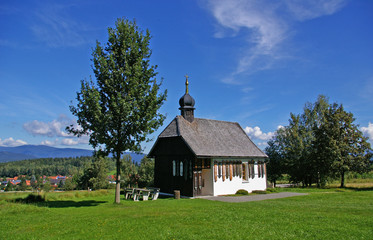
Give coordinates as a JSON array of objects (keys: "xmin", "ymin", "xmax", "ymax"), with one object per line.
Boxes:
[
  {"xmin": 343, "ymin": 186, "xmax": 373, "ymax": 192},
  {"xmin": 10, "ymin": 194, "xmax": 107, "ymax": 208},
  {"xmin": 41, "ymin": 200, "xmax": 108, "ymax": 208}
]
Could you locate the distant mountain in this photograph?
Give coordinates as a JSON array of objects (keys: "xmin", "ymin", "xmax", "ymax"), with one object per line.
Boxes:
[
  {"xmin": 0, "ymin": 151, "xmax": 36, "ymax": 162},
  {"xmin": 0, "ymin": 145, "xmax": 145, "ymax": 163},
  {"xmin": 0, "ymin": 145, "xmax": 93, "ymax": 162}
]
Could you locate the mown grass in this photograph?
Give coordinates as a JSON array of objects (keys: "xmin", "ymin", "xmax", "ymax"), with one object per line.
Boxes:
[{"xmin": 1, "ymin": 188, "xmax": 372, "ymax": 240}]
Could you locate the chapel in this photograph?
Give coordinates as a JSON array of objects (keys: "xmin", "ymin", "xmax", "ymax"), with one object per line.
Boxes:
[{"xmin": 148, "ymin": 76, "xmax": 268, "ymax": 197}]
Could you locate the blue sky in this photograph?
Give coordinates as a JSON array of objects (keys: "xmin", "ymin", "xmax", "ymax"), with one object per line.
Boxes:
[{"xmin": 0, "ymin": 0, "xmax": 372, "ymax": 153}]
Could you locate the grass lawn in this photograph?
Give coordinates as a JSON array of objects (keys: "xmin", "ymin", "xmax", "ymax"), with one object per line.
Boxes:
[{"xmin": 1, "ymin": 188, "xmax": 372, "ymax": 240}]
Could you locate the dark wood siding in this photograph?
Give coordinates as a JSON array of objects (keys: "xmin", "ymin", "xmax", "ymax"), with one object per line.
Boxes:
[{"xmin": 153, "ymin": 137, "xmax": 195, "ymax": 197}]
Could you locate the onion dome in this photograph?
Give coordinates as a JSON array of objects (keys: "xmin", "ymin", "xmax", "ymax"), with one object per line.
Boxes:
[{"xmin": 179, "ymin": 74, "xmax": 195, "ymax": 122}]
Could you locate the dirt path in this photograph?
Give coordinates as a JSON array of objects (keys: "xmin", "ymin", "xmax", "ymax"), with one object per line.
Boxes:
[{"xmin": 200, "ymin": 192, "xmax": 308, "ymax": 203}]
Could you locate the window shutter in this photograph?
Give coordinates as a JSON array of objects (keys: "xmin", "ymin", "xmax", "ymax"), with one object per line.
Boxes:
[
  {"xmin": 214, "ymin": 163, "xmax": 217, "ymax": 182},
  {"xmin": 229, "ymin": 163, "xmax": 233, "ymax": 181},
  {"xmin": 222, "ymin": 162, "xmax": 226, "ymax": 181}
]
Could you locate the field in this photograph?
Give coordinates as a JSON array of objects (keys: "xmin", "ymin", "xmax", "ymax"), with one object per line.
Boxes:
[{"xmin": 1, "ymin": 187, "xmax": 372, "ymax": 240}]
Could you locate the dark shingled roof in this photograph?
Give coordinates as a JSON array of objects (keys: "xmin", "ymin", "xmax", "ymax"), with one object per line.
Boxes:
[{"xmin": 150, "ymin": 116, "xmax": 267, "ymax": 158}]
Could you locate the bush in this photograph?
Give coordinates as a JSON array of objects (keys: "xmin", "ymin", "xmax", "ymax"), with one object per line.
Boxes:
[
  {"xmin": 252, "ymin": 190, "xmax": 267, "ymax": 194},
  {"xmin": 235, "ymin": 189, "xmax": 249, "ymax": 195},
  {"xmin": 266, "ymin": 188, "xmax": 278, "ymax": 193}
]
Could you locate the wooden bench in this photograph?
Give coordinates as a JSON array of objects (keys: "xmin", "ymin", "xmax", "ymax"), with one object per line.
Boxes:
[
  {"xmin": 147, "ymin": 187, "xmax": 160, "ymax": 200},
  {"xmin": 133, "ymin": 188, "xmax": 151, "ymax": 201},
  {"xmin": 124, "ymin": 188, "xmax": 135, "ymax": 200}
]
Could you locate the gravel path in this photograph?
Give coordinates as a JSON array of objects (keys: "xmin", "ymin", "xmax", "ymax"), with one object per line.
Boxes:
[{"xmin": 200, "ymin": 192, "xmax": 307, "ymax": 203}]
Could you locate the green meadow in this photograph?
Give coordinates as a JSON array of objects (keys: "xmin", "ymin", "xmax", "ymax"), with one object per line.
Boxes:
[{"xmin": 1, "ymin": 188, "xmax": 372, "ymax": 240}]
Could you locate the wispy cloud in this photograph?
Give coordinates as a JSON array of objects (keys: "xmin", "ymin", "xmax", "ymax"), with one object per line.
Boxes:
[
  {"xmin": 0, "ymin": 137, "xmax": 28, "ymax": 147},
  {"xmin": 203, "ymin": 0, "xmax": 346, "ymax": 84},
  {"xmin": 30, "ymin": 3, "xmax": 89, "ymax": 47}
]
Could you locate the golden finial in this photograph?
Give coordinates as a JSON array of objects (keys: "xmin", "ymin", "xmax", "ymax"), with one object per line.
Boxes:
[{"xmin": 185, "ymin": 74, "xmax": 189, "ymax": 94}]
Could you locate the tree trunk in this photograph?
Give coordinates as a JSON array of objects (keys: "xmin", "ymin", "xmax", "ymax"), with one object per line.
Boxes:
[
  {"xmin": 115, "ymin": 152, "xmax": 121, "ymax": 204},
  {"xmin": 340, "ymin": 170, "xmax": 345, "ymax": 188}
]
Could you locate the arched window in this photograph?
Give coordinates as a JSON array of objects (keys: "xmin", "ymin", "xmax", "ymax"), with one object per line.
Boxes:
[
  {"xmin": 218, "ymin": 162, "xmax": 222, "ymax": 178},
  {"xmin": 225, "ymin": 163, "xmax": 229, "ymax": 180},
  {"xmin": 180, "ymin": 161, "xmax": 183, "ymax": 177},
  {"xmin": 172, "ymin": 160, "xmax": 176, "ymax": 176}
]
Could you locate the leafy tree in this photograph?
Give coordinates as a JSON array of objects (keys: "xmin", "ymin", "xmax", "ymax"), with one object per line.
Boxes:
[
  {"xmin": 5, "ymin": 181, "xmax": 13, "ymax": 191},
  {"xmin": 314, "ymin": 103, "xmax": 372, "ymax": 187},
  {"xmin": 265, "ymin": 128, "xmax": 286, "ymax": 187},
  {"xmin": 138, "ymin": 157, "xmax": 154, "ymax": 187},
  {"xmin": 265, "ymin": 95, "xmax": 371, "ymax": 187},
  {"xmin": 57, "ymin": 179, "xmax": 64, "ymax": 189},
  {"xmin": 121, "ymin": 155, "xmax": 138, "ymax": 187},
  {"xmin": 42, "ymin": 179, "xmax": 52, "ymax": 192},
  {"xmin": 63, "ymin": 177, "xmax": 76, "ymax": 191},
  {"xmin": 67, "ymin": 18, "xmax": 167, "ymax": 203},
  {"xmin": 18, "ymin": 177, "xmax": 27, "ymax": 191},
  {"xmin": 89, "ymin": 156, "xmax": 109, "ymax": 190}
]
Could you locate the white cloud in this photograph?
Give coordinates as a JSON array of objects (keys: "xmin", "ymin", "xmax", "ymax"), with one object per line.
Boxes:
[
  {"xmin": 40, "ymin": 135, "xmax": 89, "ymax": 147},
  {"xmin": 0, "ymin": 137, "xmax": 28, "ymax": 147},
  {"xmin": 203, "ymin": 0, "xmax": 345, "ymax": 82},
  {"xmin": 41, "ymin": 139, "xmax": 57, "ymax": 146},
  {"xmin": 244, "ymin": 126, "xmax": 274, "ymax": 141},
  {"xmin": 23, "ymin": 115, "xmax": 72, "ymax": 137},
  {"xmin": 60, "ymin": 138, "xmax": 79, "ymax": 146},
  {"xmin": 244, "ymin": 125, "xmax": 284, "ymax": 141},
  {"xmin": 361, "ymin": 122, "xmax": 373, "ymax": 140}
]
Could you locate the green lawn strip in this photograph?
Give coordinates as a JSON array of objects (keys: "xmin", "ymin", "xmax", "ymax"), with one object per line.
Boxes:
[{"xmin": 0, "ymin": 189, "xmax": 372, "ymax": 239}]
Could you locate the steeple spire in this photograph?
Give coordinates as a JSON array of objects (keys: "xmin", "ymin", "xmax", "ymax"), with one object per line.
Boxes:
[
  {"xmin": 185, "ymin": 74, "xmax": 189, "ymax": 94},
  {"xmin": 179, "ymin": 74, "xmax": 195, "ymax": 122}
]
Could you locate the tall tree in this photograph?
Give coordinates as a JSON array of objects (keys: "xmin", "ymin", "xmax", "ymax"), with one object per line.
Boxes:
[
  {"xmin": 314, "ymin": 103, "xmax": 372, "ymax": 187},
  {"xmin": 67, "ymin": 18, "xmax": 167, "ymax": 203},
  {"xmin": 138, "ymin": 157, "xmax": 154, "ymax": 188},
  {"xmin": 121, "ymin": 155, "xmax": 139, "ymax": 188},
  {"xmin": 265, "ymin": 128, "xmax": 286, "ymax": 187}
]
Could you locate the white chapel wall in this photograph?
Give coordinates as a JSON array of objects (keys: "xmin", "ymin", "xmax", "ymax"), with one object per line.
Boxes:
[{"xmin": 212, "ymin": 159, "xmax": 266, "ymax": 196}]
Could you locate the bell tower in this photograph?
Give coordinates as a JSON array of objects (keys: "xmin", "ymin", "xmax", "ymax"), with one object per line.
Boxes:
[{"xmin": 179, "ymin": 74, "xmax": 195, "ymax": 122}]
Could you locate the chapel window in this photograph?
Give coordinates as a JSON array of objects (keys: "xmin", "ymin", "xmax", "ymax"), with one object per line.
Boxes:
[
  {"xmin": 242, "ymin": 163, "xmax": 248, "ymax": 181},
  {"xmin": 172, "ymin": 160, "xmax": 176, "ymax": 176},
  {"xmin": 180, "ymin": 161, "xmax": 183, "ymax": 177}
]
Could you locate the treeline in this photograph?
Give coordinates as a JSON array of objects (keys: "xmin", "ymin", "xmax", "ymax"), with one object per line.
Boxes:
[
  {"xmin": 0, "ymin": 154, "xmax": 155, "ymax": 192},
  {"xmin": 0, "ymin": 156, "xmax": 116, "ymax": 178},
  {"xmin": 265, "ymin": 95, "xmax": 372, "ymax": 188},
  {"xmin": 74, "ymin": 155, "xmax": 154, "ymax": 191}
]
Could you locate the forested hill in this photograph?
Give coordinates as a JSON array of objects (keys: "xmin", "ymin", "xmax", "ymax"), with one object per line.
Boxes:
[
  {"xmin": 0, "ymin": 145, "xmax": 93, "ymax": 163},
  {"xmin": 0, "ymin": 152, "xmax": 145, "ymax": 178},
  {"xmin": 0, "ymin": 156, "xmax": 96, "ymax": 177}
]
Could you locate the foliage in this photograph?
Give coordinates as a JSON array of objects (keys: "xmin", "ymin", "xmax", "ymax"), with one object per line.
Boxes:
[
  {"xmin": 0, "ymin": 156, "xmax": 103, "ymax": 178},
  {"xmin": 4, "ymin": 181, "xmax": 13, "ymax": 191},
  {"xmin": 314, "ymin": 103, "xmax": 372, "ymax": 187},
  {"xmin": 17, "ymin": 177, "xmax": 27, "ymax": 191},
  {"xmin": 137, "ymin": 157, "xmax": 154, "ymax": 187},
  {"xmin": 235, "ymin": 189, "xmax": 249, "ymax": 195},
  {"xmin": 78, "ymin": 156, "xmax": 109, "ymax": 190},
  {"xmin": 67, "ymin": 18, "xmax": 167, "ymax": 203},
  {"xmin": 42, "ymin": 179, "xmax": 52, "ymax": 192},
  {"xmin": 121, "ymin": 155, "xmax": 139, "ymax": 187},
  {"xmin": 265, "ymin": 95, "xmax": 372, "ymax": 187}
]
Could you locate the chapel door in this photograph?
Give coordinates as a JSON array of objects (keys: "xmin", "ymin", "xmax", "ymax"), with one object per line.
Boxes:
[{"xmin": 193, "ymin": 171, "xmax": 202, "ymax": 196}]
